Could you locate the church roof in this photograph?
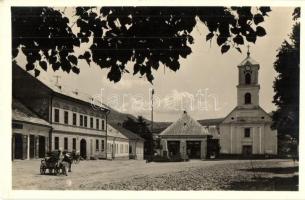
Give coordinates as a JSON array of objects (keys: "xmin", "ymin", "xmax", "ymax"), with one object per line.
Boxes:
[
  {"xmin": 160, "ymin": 111, "xmax": 209, "ymax": 136},
  {"xmin": 12, "ymin": 98, "xmax": 51, "ymax": 127},
  {"xmin": 238, "ymin": 51, "xmax": 259, "ymax": 66}
]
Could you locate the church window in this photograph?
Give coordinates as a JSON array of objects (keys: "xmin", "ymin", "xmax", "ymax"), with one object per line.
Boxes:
[
  {"xmin": 245, "ymin": 93, "xmax": 251, "ymax": 104},
  {"xmin": 244, "ymin": 128, "xmax": 250, "ymax": 138},
  {"xmin": 245, "ymin": 73, "xmax": 251, "ymax": 84}
]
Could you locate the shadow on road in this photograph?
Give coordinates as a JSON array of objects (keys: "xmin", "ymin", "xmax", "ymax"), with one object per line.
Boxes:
[
  {"xmin": 228, "ymin": 166, "xmax": 298, "ymax": 191},
  {"xmin": 241, "ymin": 166, "xmax": 298, "ymax": 174}
]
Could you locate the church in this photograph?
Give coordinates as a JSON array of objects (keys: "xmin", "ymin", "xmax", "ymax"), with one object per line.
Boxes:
[{"xmin": 159, "ymin": 50, "xmax": 278, "ymax": 158}]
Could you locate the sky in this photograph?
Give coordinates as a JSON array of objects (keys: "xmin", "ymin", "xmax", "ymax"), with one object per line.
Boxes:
[{"xmin": 16, "ymin": 7, "xmax": 296, "ymax": 122}]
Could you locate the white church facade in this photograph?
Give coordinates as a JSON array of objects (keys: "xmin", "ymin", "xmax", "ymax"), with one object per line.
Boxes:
[
  {"xmin": 159, "ymin": 51, "xmax": 278, "ymax": 158},
  {"xmin": 219, "ymin": 51, "xmax": 277, "ymax": 156}
]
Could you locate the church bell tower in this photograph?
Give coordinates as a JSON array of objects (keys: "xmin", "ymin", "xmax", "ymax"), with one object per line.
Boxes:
[{"xmin": 237, "ymin": 46, "xmax": 260, "ymax": 108}]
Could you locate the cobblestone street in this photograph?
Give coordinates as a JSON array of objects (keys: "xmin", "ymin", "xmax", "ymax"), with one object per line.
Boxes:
[{"xmin": 12, "ymin": 159, "xmax": 298, "ymax": 190}]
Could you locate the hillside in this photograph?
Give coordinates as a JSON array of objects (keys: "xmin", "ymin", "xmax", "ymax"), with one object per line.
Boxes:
[
  {"xmin": 103, "ymin": 104, "xmax": 171, "ymax": 133},
  {"xmin": 104, "ymin": 104, "xmax": 223, "ymax": 134}
]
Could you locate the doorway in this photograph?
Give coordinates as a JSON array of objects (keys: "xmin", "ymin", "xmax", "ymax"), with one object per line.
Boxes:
[
  {"xmin": 242, "ymin": 145, "xmax": 252, "ymax": 157},
  {"xmin": 186, "ymin": 141, "xmax": 201, "ymax": 159},
  {"xmin": 38, "ymin": 136, "xmax": 46, "ymax": 158},
  {"xmin": 167, "ymin": 141, "xmax": 180, "ymax": 157},
  {"xmin": 80, "ymin": 139, "xmax": 87, "ymax": 159},
  {"xmin": 14, "ymin": 133, "xmax": 23, "ymax": 159}
]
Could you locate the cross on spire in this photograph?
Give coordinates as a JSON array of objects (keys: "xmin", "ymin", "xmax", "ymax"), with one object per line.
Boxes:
[{"xmin": 247, "ymin": 45, "xmax": 251, "ymax": 57}]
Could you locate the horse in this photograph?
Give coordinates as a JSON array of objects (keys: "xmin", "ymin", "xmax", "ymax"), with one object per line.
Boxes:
[{"xmin": 70, "ymin": 150, "xmax": 81, "ymax": 164}]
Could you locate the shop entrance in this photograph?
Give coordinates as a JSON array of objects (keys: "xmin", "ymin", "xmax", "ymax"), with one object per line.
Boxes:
[{"xmin": 186, "ymin": 141, "xmax": 201, "ymax": 159}]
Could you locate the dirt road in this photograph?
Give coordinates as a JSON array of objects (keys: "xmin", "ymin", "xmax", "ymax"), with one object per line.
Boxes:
[{"xmin": 12, "ymin": 159, "xmax": 298, "ymax": 190}]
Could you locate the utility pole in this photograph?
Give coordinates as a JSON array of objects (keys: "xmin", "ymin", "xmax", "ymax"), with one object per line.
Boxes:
[
  {"xmin": 151, "ymin": 88, "xmax": 154, "ymax": 160},
  {"xmin": 151, "ymin": 88, "xmax": 154, "ymax": 133}
]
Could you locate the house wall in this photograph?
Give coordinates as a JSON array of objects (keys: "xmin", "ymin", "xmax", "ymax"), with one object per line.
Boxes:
[
  {"xmin": 50, "ymin": 96, "xmax": 107, "ymax": 159},
  {"xmin": 129, "ymin": 140, "xmax": 144, "ymax": 160},
  {"xmin": 12, "ymin": 121, "xmax": 50, "ymax": 160},
  {"xmin": 52, "ymin": 132, "xmax": 106, "ymax": 159},
  {"xmin": 107, "ymin": 137, "xmax": 129, "ymax": 159}
]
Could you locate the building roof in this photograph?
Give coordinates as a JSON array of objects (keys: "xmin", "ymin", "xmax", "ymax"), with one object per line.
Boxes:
[
  {"xmin": 203, "ymin": 125, "xmax": 220, "ymax": 139},
  {"xmin": 160, "ymin": 111, "xmax": 210, "ymax": 136},
  {"xmin": 14, "ymin": 64, "xmax": 108, "ymax": 112},
  {"xmin": 107, "ymin": 124, "xmax": 129, "ymax": 139},
  {"xmin": 198, "ymin": 118, "xmax": 224, "ymax": 126},
  {"xmin": 12, "ymin": 98, "xmax": 51, "ymax": 127},
  {"xmin": 109, "ymin": 123, "xmax": 145, "ymax": 141},
  {"xmin": 238, "ymin": 54, "xmax": 259, "ymax": 66}
]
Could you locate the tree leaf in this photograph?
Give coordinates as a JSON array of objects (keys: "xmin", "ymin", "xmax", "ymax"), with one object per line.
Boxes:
[
  {"xmin": 233, "ymin": 35, "xmax": 244, "ymax": 45},
  {"xmin": 217, "ymin": 35, "xmax": 227, "ymax": 46},
  {"xmin": 72, "ymin": 66, "xmax": 80, "ymax": 74},
  {"xmin": 25, "ymin": 63, "xmax": 34, "ymax": 71},
  {"xmin": 256, "ymin": 26, "xmax": 266, "ymax": 37},
  {"xmin": 34, "ymin": 69, "xmax": 40, "ymax": 77},
  {"xmin": 133, "ymin": 64, "xmax": 141, "ymax": 75},
  {"xmin": 221, "ymin": 45, "xmax": 230, "ymax": 54},
  {"xmin": 246, "ymin": 32, "xmax": 257, "ymax": 43},
  {"xmin": 253, "ymin": 14, "xmax": 264, "ymax": 25},
  {"xmin": 206, "ymin": 32, "xmax": 214, "ymax": 41},
  {"xmin": 39, "ymin": 61, "xmax": 47, "ymax": 71},
  {"xmin": 146, "ymin": 73, "xmax": 154, "ymax": 83},
  {"xmin": 68, "ymin": 55, "xmax": 78, "ymax": 65},
  {"xmin": 259, "ymin": 7, "xmax": 271, "ymax": 16}
]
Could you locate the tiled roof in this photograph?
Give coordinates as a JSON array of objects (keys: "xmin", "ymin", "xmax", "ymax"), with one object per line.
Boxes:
[
  {"xmin": 198, "ymin": 118, "xmax": 224, "ymax": 126},
  {"xmin": 109, "ymin": 123, "xmax": 145, "ymax": 141},
  {"xmin": 15, "ymin": 65, "xmax": 108, "ymax": 111},
  {"xmin": 160, "ymin": 111, "xmax": 210, "ymax": 136},
  {"xmin": 12, "ymin": 98, "xmax": 51, "ymax": 127},
  {"xmin": 107, "ymin": 124, "xmax": 128, "ymax": 139}
]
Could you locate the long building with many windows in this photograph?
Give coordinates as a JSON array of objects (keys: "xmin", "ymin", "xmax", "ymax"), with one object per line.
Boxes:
[{"xmin": 12, "ymin": 64, "xmax": 109, "ymax": 160}]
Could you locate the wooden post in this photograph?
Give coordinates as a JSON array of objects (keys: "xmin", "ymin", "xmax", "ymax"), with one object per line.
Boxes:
[{"xmin": 22, "ymin": 135, "xmax": 28, "ymax": 160}]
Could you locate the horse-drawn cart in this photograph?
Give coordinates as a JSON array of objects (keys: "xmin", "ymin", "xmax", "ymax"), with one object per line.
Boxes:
[{"xmin": 40, "ymin": 151, "xmax": 60, "ymax": 175}]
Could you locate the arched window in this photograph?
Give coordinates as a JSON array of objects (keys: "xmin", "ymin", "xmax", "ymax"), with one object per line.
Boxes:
[
  {"xmin": 245, "ymin": 73, "xmax": 251, "ymax": 84},
  {"xmin": 245, "ymin": 93, "xmax": 251, "ymax": 104}
]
